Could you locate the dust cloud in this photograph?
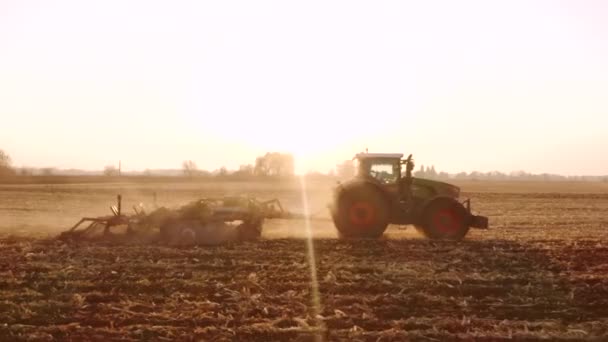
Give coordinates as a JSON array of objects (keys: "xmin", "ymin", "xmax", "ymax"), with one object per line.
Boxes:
[{"xmin": 1, "ymin": 180, "xmax": 429, "ymax": 243}]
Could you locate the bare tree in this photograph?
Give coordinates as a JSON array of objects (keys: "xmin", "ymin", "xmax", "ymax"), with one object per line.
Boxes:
[
  {"xmin": 254, "ymin": 156, "xmax": 269, "ymax": 176},
  {"xmin": 103, "ymin": 165, "xmax": 119, "ymax": 176},
  {"xmin": 19, "ymin": 167, "xmax": 33, "ymax": 176},
  {"xmin": 182, "ymin": 160, "xmax": 198, "ymax": 177},
  {"xmin": 0, "ymin": 149, "xmax": 14, "ymax": 177},
  {"xmin": 0, "ymin": 150, "xmax": 10, "ymax": 167},
  {"xmin": 41, "ymin": 168, "xmax": 56, "ymax": 176},
  {"xmin": 238, "ymin": 164, "xmax": 254, "ymax": 176},
  {"xmin": 414, "ymin": 164, "xmax": 425, "ymax": 178},
  {"xmin": 254, "ymin": 153, "xmax": 295, "ymax": 177},
  {"xmin": 216, "ymin": 166, "xmax": 229, "ymax": 177}
]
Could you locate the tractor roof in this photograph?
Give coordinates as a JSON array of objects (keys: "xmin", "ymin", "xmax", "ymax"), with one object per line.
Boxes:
[{"xmin": 355, "ymin": 153, "xmax": 404, "ymax": 160}]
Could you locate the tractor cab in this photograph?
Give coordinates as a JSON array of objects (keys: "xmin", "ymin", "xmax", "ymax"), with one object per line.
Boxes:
[
  {"xmin": 354, "ymin": 152, "xmax": 459, "ymax": 200},
  {"xmin": 354, "ymin": 153, "xmax": 404, "ymax": 184},
  {"xmin": 353, "ymin": 153, "xmax": 418, "ymax": 201}
]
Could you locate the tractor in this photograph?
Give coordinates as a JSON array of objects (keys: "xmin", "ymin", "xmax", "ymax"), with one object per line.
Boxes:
[{"xmin": 330, "ymin": 153, "xmax": 488, "ymax": 240}]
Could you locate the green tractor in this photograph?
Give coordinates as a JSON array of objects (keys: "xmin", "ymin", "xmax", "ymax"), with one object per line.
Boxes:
[{"xmin": 330, "ymin": 153, "xmax": 488, "ymax": 240}]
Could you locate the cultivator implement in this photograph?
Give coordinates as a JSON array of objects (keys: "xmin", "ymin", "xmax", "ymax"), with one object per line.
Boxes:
[
  {"xmin": 59, "ymin": 195, "xmax": 308, "ymax": 245},
  {"xmin": 59, "ymin": 195, "xmax": 138, "ymax": 241}
]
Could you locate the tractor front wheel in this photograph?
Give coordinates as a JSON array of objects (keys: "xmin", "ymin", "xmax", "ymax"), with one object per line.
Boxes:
[
  {"xmin": 418, "ymin": 197, "xmax": 470, "ymax": 240},
  {"xmin": 332, "ymin": 183, "xmax": 389, "ymax": 239}
]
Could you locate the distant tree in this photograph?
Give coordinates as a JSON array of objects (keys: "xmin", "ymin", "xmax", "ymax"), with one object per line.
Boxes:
[
  {"xmin": 198, "ymin": 170, "xmax": 212, "ymax": 178},
  {"xmin": 425, "ymin": 165, "xmax": 437, "ymax": 179},
  {"xmin": 240, "ymin": 164, "xmax": 254, "ymax": 175},
  {"xmin": 423, "ymin": 166, "xmax": 431, "ymax": 177},
  {"xmin": 41, "ymin": 168, "xmax": 56, "ymax": 176},
  {"xmin": 233, "ymin": 164, "xmax": 254, "ymax": 178},
  {"xmin": 103, "ymin": 165, "xmax": 119, "ymax": 176},
  {"xmin": 469, "ymin": 171, "xmax": 483, "ymax": 181},
  {"xmin": 280, "ymin": 154, "xmax": 295, "ymax": 176},
  {"xmin": 182, "ymin": 160, "xmax": 198, "ymax": 177},
  {"xmin": 0, "ymin": 150, "xmax": 14, "ymax": 178},
  {"xmin": 414, "ymin": 164, "xmax": 425, "ymax": 178},
  {"xmin": 454, "ymin": 172, "xmax": 468, "ymax": 180},
  {"xmin": 254, "ymin": 152, "xmax": 294, "ymax": 177},
  {"xmin": 216, "ymin": 166, "xmax": 229, "ymax": 177},
  {"xmin": 254, "ymin": 156, "xmax": 268, "ymax": 176},
  {"xmin": 19, "ymin": 167, "xmax": 33, "ymax": 176},
  {"xmin": 487, "ymin": 171, "xmax": 507, "ymax": 180},
  {"xmin": 0, "ymin": 150, "xmax": 10, "ymax": 167},
  {"xmin": 336, "ymin": 160, "xmax": 355, "ymax": 179}
]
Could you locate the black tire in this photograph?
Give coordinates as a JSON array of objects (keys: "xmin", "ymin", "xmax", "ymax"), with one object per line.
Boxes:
[
  {"xmin": 159, "ymin": 219, "xmax": 199, "ymax": 246},
  {"xmin": 332, "ymin": 182, "xmax": 389, "ymax": 239},
  {"xmin": 237, "ymin": 219, "xmax": 263, "ymax": 241},
  {"xmin": 418, "ymin": 197, "xmax": 469, "ymax": 240}
]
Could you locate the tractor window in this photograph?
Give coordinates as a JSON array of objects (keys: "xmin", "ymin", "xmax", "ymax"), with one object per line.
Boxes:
[{"xmin": 369, "ymin": 163, "xmax": 398, "ymax": 184}]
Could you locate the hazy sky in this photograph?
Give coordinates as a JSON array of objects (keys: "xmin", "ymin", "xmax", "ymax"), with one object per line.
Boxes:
[{"xmin": 1, "ymin": 0, "xmax": 607, "ymax": 175}]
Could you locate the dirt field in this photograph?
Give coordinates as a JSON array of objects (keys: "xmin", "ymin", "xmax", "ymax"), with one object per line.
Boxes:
[{"xmin": 1, "ymin": 180, "xmax": 608, "ymax": 340}]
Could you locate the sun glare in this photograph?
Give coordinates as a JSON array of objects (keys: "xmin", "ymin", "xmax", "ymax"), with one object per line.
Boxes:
[{"xmin": 299, "ymin": 175, "xmax": 323, "ymax": 338}]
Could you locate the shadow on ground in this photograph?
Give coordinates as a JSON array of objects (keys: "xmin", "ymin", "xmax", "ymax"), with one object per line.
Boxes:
[{"xmin": 0, "ymin": 236, "xmax": 607, "ymax": 340}]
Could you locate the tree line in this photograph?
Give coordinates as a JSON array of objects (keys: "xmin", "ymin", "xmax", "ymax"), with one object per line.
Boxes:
[
  {"xmin": 1, "ymin": 148, "xmax": 606, "ymax": 182},
  {"xmin": 412, "ymin": 165, "xmax": 608, "ymax": 182},
  {"xmin": 180, "ymin": 152, "xmax": 295, "ymax": 179},
  {"xmin": 0, "ymin": 149, "xmax": 296, "ymax": 179},
  {"xmin": 333, "ymin": 159, "xmax": 608, "ymax": 182}
]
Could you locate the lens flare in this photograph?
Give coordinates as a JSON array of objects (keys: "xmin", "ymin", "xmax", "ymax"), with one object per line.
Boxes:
[{"xmin": 299, "ymin": 175, "xmax": 324, "ymax": 338}]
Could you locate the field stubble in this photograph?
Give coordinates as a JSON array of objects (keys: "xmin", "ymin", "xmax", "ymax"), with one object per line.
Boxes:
[{"xmin": 1, "ymin": 180, "xmax": 608, "ymax": 340}]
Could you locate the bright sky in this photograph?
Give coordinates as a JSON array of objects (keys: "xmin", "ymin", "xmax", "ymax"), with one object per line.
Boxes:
[{"xmin": 1, "ymin": 0, "xmax": 607, "ymax": 175}]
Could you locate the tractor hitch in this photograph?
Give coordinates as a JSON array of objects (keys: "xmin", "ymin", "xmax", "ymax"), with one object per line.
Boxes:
[{"xmin": 462, "ymin": 199, "xmax": 489, "ymax": 229}]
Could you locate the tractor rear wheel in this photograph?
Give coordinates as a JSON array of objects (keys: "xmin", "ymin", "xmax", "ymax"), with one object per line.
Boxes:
[
  {"xmin": 332, "ymin": 183, "xmax": 389, "ymax": 239},
  {"xmin": 418, "ymin": 197, "xmax": 469, "ymax": 240}
]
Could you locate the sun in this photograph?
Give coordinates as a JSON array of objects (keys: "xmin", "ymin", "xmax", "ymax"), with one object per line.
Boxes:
[{"xmin": 290, "ymin": 148, "xmax": 313, "ymax": 176}]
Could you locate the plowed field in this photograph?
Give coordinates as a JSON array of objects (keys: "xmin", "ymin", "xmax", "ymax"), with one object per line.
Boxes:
[{"xmin": 1, "ymin": 181, "xmax": 607, "ymax": 341}]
